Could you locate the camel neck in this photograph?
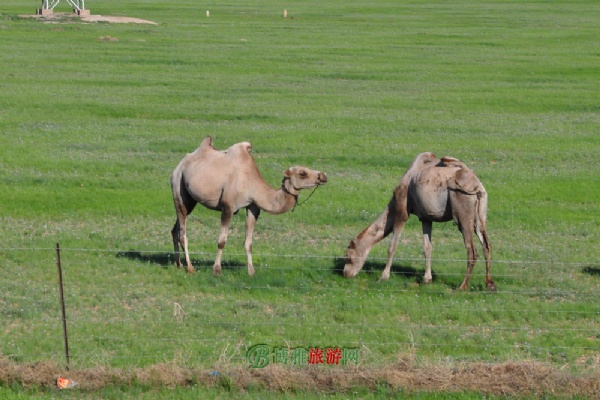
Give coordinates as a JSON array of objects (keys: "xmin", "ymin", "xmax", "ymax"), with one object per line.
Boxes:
[{"xmin": 282, "ymin": 178, "xmax": 300, "ymax": 198}]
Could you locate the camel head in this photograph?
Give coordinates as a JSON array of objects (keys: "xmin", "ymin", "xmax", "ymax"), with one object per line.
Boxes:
[
  {"xmin": 343, "ymin": 239, "xmax": 365, "ymax": 278},
  {"xmin": 282, "ymin": 166, "xmax": 328, "ymax": 195}
]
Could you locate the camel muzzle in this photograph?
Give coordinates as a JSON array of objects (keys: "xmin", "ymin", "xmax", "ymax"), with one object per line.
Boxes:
[{"xmin": 317, "ymin": 173, "xmax": 328, "ymax": 185}]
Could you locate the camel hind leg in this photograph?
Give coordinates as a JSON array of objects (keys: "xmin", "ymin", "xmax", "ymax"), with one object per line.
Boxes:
[
  {"xmin": 451, "ymin": 192, "xmax": 491, "ymax": 291},
  {"xmin": 475, "ymin": 190, "xmax": 495, "ymax": 291},
  {"xmin": 171, "ymin": 220, "xmax": 182, "ymax": 267},
  {"xmin": 457, "ymin": 225, "xmax": 478, "ymax": 291},
  {"xmin": 475, "ymin": 220, "xmax": 495, "ymax": 291},
  {"xmin": 475, "ymin": 227, "xmax": 495, "ymax": 291},
  {"xmin": 171, "ymin": 185, "xmax": 197, "ymax": 274},
  {"xmin": 451, "ymin": 193, "xmax": 478, "ymax": 290}
]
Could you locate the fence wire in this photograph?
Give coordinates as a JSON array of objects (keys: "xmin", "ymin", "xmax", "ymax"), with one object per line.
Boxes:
[{"xmin": 1, "ymin": 246, "xmax": 599, "ymax": 369}]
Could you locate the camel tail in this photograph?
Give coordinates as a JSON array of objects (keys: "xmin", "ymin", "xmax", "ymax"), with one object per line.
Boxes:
[
  {"xmin": 170, "ymin": 157, "xmax": 187, "ymax": 202},
  {"xmin": 476, "ymin": 186, "xmax": 488, "ymax": 231},
  {"xmin": 170, "ymin": 156, "xmax": 198, "ymax": 222}
]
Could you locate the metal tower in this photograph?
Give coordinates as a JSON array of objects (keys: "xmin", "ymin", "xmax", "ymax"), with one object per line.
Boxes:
[{"xmin": 38, "ymin": 0, "xmax": 90, "ymax": 16}]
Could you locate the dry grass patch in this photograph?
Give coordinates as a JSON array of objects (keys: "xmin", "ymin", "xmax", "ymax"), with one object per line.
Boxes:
[{"xmin": 2, "ymin": 356, "xmax": 599, "ymax": 398}]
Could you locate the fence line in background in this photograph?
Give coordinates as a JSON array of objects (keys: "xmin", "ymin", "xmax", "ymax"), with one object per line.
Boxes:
[{"xmin": 2, "ymin": 246, "xmax": 599, "ymax": 267}]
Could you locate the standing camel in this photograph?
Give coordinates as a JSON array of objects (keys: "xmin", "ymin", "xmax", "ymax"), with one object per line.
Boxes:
[
  {"xmin": 343, "ymin": 152, "xmax": 495, "ymax": 291},
  {"xmin": 170, "ymin": 136, "xmax": 328, "ymax": 276}
]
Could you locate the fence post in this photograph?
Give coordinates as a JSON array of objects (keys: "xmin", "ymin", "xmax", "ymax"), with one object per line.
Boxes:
[{"xmin": 56, "ymin": 243, "xmax": 70, "ymax": 371}]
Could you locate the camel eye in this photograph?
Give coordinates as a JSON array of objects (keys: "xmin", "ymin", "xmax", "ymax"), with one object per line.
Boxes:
[{"xmin": 299, "ymin": 171, "xmax": 308, "ymax": 179}]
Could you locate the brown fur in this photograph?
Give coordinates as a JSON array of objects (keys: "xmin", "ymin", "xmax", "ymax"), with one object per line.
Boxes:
[{"xmin": 343, "ymin": 152, "xmax": 495, "ymax": 291}]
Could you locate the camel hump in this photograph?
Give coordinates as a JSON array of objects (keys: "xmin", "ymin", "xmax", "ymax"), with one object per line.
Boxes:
[
  {"xmin": 225, "ymin": 141, "xmax": 252, "ymax": 155},
  {"xmin": 415, "ymin": 152, "xmax": 437, "ymax": 164},
  {"xmin": 449, "ymin": 167, "xmax": 481, "ymax": 194},
  {"xmin": 441, "ymin": 156, "xmax": 459, "ymax": 163},
  {"xmin": 439, "ymin": 156, "xmax": 481, "ymax": 194},
  {"xmin": 200, "ymin": 136, "xmax": 215, "ymax": 149},
  {"xmin": 440, "ymin": 156, "xmax": 472, "ymax": 170},
  {"xmin": 193, "ymin": 136, "xmax": 217, "ymax": 155},
  {"xmin": 202, "ymin": 135, "xmax": 213, "ymax": 146},
  {"xmin": 440, "ymin": 156, "xmax": 463, "ymax": 166},
  {"xmin": 240, "ymin": 142, "xmax": 252, "ymax": 153}
]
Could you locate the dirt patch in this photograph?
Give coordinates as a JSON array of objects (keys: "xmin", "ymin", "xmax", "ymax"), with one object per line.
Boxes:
[
  {"xmin": 2, "ymin": 356, "xmax": 599, "ymax": 397},
  {"xmin": 20, "ymin": 12, "xmax": 158, "ymax": 25}
]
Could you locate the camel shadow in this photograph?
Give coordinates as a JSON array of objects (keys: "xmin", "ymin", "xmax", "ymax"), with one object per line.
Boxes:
[
  {"xmin": 582, "ymin": 266, "xmax": 600, "ymax": 276},
  {"xmin": 116, "ymin": 251, "xmax": 172, "ymax": 266},
  {"xmin": 332, "ymin": 257, "xmax": 423, "ymax": 282},
  {"xmin": 115, "ymin": 251, "xmax": 246, "ymax": 271}
]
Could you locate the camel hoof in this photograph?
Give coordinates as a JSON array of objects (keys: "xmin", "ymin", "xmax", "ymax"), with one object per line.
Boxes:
[
  {"xmin": 486, "ymin": 282, "xmax": 497, "ymax": 292},
  {"xmin": 186, "ymin": 267, "xmax": 195, "ymax": 274}
]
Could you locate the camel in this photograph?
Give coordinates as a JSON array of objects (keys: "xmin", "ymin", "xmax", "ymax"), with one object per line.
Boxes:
[
  {"xmin": 170, "ymin": 136, "xmax": 328, "ymax": 276},
  {"xmin": 343, "ymin": 152, "xmax": 496, "ymax": 291}
]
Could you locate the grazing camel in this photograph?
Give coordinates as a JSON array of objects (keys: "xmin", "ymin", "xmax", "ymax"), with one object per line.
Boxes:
[
  {"xmin": 170, "ymin": 136, "xmax": 328, "ymax": 276},
  {"xmin": 343, "ymin": 152, "xmax": 495, "ymax": 291}
]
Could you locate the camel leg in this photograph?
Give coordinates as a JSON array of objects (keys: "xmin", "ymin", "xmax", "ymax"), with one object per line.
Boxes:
[
  {"xmin": 421, "ymin": 221, "xmax": 433, "ymax": 284},
  {"xmin": 171, "ymin": 220, "xmax": 182, "ymax": 267},
  {"xmin": 344, "ymin": 205, "xmax": 394, "ymax": 278},
  {"xmin": 380, "ymin": 214, "xmax": 406, "ymax": 281},
  {"xmin": 244, "ymin": 204, "xmax": 261, "ymax": 276},
  {"xmin": 213, "ymin": 207, "xmax": 234, "ymax": 276},
  {"xmin": 476, "ymin": 226, "xmax": 496, "ymax": 291},
  {"xmin": 172, "ymin": 217, "xmax": 194, "ymax": 274},
  {"xmin": 172, "ymin": 196, "xmax": 196, "ymax": 274},
  {"xmin": 458, "ymin": 227, "xmax": 478, "ymax": 291}
]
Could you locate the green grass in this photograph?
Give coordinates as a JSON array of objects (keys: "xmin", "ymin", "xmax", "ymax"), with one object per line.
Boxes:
[
  {"xmin": 0, "ymin": 387, "xmax": 569, "ymax": 400},
  {"xmin": 1, "ymin": 0, "xmax": 600, "ymax": 397}
]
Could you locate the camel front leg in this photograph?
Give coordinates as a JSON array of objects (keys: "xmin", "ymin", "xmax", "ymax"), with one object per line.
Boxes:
[
  {"xmin": 380, "ymin": 217, "xmax": 407, "ymax": 281},
  {"xmin": 214, "ymin": 207, "xmax": 234, "ymax": 276},
  {"xmin": 244, "ymin": 205, "xmax": 261, "ymax": 276},
  {"xmin": 421, "ymin": 221, "xmax": 433, "ymax": 284}
]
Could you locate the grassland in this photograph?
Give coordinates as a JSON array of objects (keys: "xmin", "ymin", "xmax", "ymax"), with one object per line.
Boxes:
[{"xmin": 1, "ymin": 0, "xmax": 599, "ymax": 398}]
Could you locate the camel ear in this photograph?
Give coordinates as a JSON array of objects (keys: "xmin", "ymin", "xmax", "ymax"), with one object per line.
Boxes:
[
  {"xmin": 283, "ymin": 168, "xmax": 293, "ymax": 177},
  {"xmin": 450, "ymin": 169, "xmax": 481, "ymax": 194}
]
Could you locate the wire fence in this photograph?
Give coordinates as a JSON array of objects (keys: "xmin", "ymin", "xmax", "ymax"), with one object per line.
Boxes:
[{"xmin": 1, "ymin": 246, "xmax": 599, "ymax": 370}]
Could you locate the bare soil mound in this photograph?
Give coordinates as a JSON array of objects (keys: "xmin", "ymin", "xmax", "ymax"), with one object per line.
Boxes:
[{"xmin": 20, "ymin": 12, "xmax": 158, "ymax": 25}]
